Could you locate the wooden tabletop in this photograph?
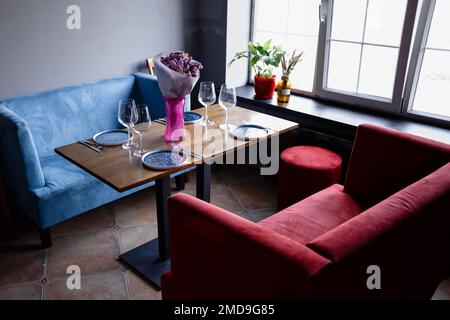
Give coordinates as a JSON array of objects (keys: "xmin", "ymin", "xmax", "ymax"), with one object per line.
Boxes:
[{"xmin": 55, "ymin": 105, "xmax": 298, "ymax": 192}]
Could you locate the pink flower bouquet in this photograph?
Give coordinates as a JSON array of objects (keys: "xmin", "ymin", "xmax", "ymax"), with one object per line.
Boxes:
[{"xmin": 153, "ymin": 51, "xmax": 203, "ymax": 142}]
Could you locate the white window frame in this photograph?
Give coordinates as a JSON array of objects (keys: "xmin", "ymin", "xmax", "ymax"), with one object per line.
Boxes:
[
  {"xmin": 403, "ymin": 0, "xmax": 450, "ymax": 125},
  {"xmin": 249, "ymin": 0, "xmax": 450, "ymax": 126},
  {"xmin": 314, "ymin": 0, "xmax": 419, "ymax": 114},
  {"xmin": 249, "ymin": 1, "xmax": 421, "ymax": 111}
]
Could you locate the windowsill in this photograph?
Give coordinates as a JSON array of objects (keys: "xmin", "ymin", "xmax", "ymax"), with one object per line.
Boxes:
[{"xmin": 235, "ymin": 85, "xmax": 450, "ymax": 144}]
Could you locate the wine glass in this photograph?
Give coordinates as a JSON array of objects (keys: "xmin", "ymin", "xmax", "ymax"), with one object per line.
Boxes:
[
  {"xmin": 118, "ymin": 99, "xmax": 138, "ymax": 150},
  {"xmin": 218, "ymin": 84, "xmax": 237, "ymax": 130},
  {"xmin": 130, "ymin": 104, "xmax": 152, "ymax": 158},
  {"xmin": 198, "ymin": 81, "xmax": 216, "ymax": 126}
]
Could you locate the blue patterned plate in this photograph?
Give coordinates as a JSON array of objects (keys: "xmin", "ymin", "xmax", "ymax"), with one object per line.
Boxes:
[
  {"xmin": 184, "ymin": 111, "xmax": 203, "ymax": 124},
  {"xmin": 93, "ymin": 130, "xmax": 129, "ymax": 146},
  {"xmin": 141, "ymin": 149, "xmax": 188, "ymax": 170},
  {"xmin": 230, "ymin": 124, "xmax": 273, "ymax": 140}
]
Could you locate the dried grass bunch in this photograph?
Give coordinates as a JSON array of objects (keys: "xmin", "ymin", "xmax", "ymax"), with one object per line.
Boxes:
[{"xmin": 281, "ymin": 50, "xmax": 304, "ymax": 81}]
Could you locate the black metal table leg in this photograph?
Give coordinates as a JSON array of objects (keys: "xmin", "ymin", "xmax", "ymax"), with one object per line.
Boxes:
[
  {"xmin": 155, "ymin": 176, "xmax": 170, "ymax": 260},
  {"xmin": 175, "ymin": 174, "xmax": 186, "ymax": 191},
  {"xmin": 196, "ymin": 163, "xmax": 211, "ymax": 202},
  {"xmin": 119, "ymin": 175, "xmax": 171, "ymax": 289}
]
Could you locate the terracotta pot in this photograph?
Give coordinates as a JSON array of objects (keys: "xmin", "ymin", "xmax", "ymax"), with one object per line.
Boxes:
[{"xmin": 254, "ymin": 75, "xmax": 276, "ymax": 99}]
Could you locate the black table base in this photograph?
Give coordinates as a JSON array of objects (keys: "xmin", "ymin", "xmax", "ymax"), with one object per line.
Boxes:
[
  {"xmin": 119, "ymin": 163, "xmax": 211, "ymax": 289},
  {"xmin": 119, "ymin": 238, "xmax": 170, "ymax": 288}
]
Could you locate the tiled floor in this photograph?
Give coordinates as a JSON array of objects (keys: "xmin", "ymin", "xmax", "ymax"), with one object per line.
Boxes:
[
  {"xmin": 0, "ymin": 164, "xmax": 448, "ymax": 300},
  {"xmin": 0, "ymin": 164, "xmax": 277, "ymax": 300}
]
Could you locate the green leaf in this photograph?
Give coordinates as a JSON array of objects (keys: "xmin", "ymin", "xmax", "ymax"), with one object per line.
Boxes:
[
  {"xmin": 248, "ymin": 42, "xmax": 258, "ymax": 55},
  {"xmin": 250, "ymin": 55, "xmax": 260, "ymax": 67},
  {"xmin": 231, "ymin": 39, "xmax": 284, "ymax": 77},
  {"xmin": 228, "ymin": 51, "xmax": 248, "ymax": 67}
]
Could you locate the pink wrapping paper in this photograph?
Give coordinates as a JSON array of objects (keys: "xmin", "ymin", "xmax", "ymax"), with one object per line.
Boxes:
[{"xmin": 153, "ymin": 52, "xmax": 201, "ymax": 142}]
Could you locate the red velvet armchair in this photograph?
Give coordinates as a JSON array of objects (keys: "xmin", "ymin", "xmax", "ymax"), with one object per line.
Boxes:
[{"xmin": 162, "ymin": 124, "xmax": 450, "ymax": 299}]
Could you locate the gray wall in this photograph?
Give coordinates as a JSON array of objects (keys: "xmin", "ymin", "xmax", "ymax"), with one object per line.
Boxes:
[{"xmin": 0, "ymin": 0, "xmax": 185, "ymax": 99}]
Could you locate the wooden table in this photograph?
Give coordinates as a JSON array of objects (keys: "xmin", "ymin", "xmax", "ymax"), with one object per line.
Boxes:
[{"xmin": 55, "ymin": 104, "xmax": 298, "ymax": 288}]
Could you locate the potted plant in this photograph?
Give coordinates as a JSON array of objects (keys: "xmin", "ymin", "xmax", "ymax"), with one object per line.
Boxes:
[
  {"xmin": 277, "ymin": 50, "xmax": 304, "ymax": 103},
  {"xmin": 229, "ymin": 39, "xmax": 282, "ymax": 99}
]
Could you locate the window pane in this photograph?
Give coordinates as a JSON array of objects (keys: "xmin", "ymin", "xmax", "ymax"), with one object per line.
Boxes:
[
  {"xmin": 426, "ymin": 0, "xmax": 450, "ymax": 50},
  {"xmin": 287, "ymin": 0, "xmax": 321, "ymax": 36},
  {"xmin": 253, "ymin": 31, "xmax": 286, "ymax": 49},
  {"xmin": 327, "ymin": 41, "xmax": 361, "ymax": 92},
  {"xmin": 326, "ymin": 0, "xmax": 406, "ymax": 101},
  {"xmin": 412, "ymin": 50, "xmax": 450, "ymax": 118},
  {"xmin": 285, "ymin": 35, "xmax": 318, "ymax": 92},
  {"xmin": 358, "ymin": 45, "xmax": 399, "ymax": 98},
  {"xmin": 253, "ymin": 0, "xmax": 321, "ymax": 92},
  {"xmin": 254, "ymin": 0, "xmax": 290, "ymax": 33},
  {"xmin": 331, "ymin": 0, "xmax": 367, "ymax": 42},
  {"xmin": 364, "ymin": 0, "xmax": 407, "ymax": 46}
]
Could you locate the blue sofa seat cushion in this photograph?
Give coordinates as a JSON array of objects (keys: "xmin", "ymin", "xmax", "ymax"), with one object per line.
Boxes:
[
  {"xmin": 30, "ymin": 154, "xmax": 193, "ymax": 228},
  {"xmin": 31, "ymin": 155, "xmax": 152, "ymax": 228}
]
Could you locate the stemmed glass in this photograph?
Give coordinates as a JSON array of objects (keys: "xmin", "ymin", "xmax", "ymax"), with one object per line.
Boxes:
[
  {"xmin": 198, "ymin": 82, "xmax": 216, "ymax": 126},
  {"xmin": 130, "ymin": 104, "xmax": 152, "ymax": 158},
  {"xmin": 118, "ymin": 99, "xmax": 139, "ymax": 150},
  {"xmin": 218, "ymin": 84, "xmax": 237, "ymax": 130}
]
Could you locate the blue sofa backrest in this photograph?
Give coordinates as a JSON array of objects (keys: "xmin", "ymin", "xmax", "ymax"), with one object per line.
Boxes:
[
  {"xmin": 0, "ymin": 75, "xmax": 137, "ymax": 159},
  {"xmin": 0, "ymin": 73, "xmax": 191, "ymax": 200}
]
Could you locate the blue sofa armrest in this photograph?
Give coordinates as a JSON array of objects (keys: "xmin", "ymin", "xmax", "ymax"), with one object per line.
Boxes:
[
  {"xmin": 0, "ymin": 106, "xmax": 45, "ymax": 193},
  {"xmin": 133, "ymin": 73, "xmax": 191, "ymax": 120}
]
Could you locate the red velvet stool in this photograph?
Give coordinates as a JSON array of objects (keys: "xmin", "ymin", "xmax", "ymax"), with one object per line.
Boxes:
[{"xmin": 278, "ymin": 146, "xmax": 342, "ymax": 210}]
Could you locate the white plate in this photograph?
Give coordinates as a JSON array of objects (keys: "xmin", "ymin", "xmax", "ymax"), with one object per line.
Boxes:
[{"xmin": 230, "ymin": 124, "xmax": 273, "ymax": 140}]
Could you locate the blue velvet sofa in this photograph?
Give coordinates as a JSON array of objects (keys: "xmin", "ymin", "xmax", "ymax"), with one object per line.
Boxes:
[{"xmin": 0, "ymin": 73, "xmax": 190, "ymax": 247}]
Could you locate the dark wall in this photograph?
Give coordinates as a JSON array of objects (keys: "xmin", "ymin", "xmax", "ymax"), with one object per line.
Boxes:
[
  {"xmin": 183, "ymin": 0, "xmax": 228, "ymax": 107},
  {"xmin": 0, "ymin": 0, "xmax": 186, "ymax": 99}
]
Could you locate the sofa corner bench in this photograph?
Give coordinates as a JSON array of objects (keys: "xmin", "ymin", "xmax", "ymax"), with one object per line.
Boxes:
[{"xmin": 0, "ymin": 73, "xmax": 191, "ymax": 247}]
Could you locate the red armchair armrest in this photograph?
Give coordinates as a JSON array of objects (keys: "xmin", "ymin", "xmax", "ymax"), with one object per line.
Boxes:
[{"xmin": 163, "ymin": 193, "xmax": 331, "ymax": 300}]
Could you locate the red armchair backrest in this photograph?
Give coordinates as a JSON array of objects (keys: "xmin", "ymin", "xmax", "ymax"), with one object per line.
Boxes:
[{"xmin": 344, "ymin": 124, "xmax": 450, "ymax": 206}]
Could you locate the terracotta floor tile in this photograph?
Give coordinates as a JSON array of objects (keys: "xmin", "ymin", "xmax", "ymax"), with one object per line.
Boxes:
[
  {"xmin": 44, "ymin": 270, "xmax": 127, "ymax": 300},
  {"xmin": 126, "ymin": 270, "xmax": 161, "ymax": 300},
  {"xmin": 180, "ymin": 170, "xmax": 244, "ymax": 213},
  {"xmin": 0, "ymin": 283, "xmax": 42, "ymax": 300},
  {"xmin": 230, "ymin": 178, "xmax": 277, "ymax": 211},
  {"xmin": 115, "ymin": 189, "xmax": 157, "ymax": 228},
  {"xmin": 214, "ymin": 164, "xmax": 263, "ymax": 186},
  {"xmin": 179, "ymin": 185, "xmax": 196, "ymax": 197},
  {"xmin": 210, "ymin": 184, "xmax": 243, "ymax": 213},
  {"xmin": 52, "ymin": 205, "xmax": 116, "ymax": 236},
  {"xmin": 119, "ymin": 224, "xmax": 158, "ymax": 253},
  {"xmin": 184, "ymin": 169, "xmax": 223, "ymax": 188},
  {"xmin": 0, "ymin": 245, "xmax": 45, "ymax": 286},
  {"xmin": 47, "ymin": 230, "xmax": 121, "ymax": 279}
]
